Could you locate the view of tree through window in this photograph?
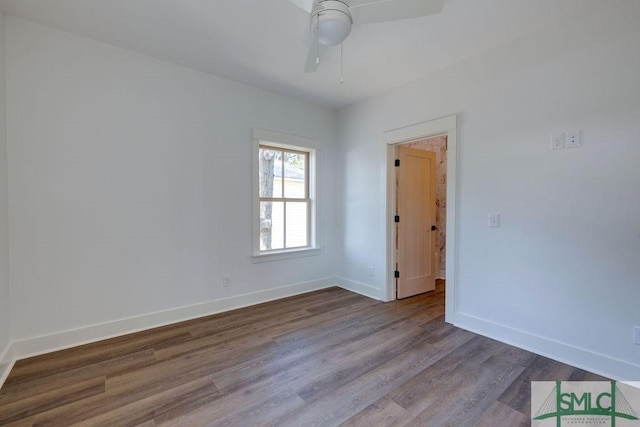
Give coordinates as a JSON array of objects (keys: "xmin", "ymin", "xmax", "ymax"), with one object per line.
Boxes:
[{"xmin": 258, "ymin": 145, "xmax": 309, "ymax": 252}]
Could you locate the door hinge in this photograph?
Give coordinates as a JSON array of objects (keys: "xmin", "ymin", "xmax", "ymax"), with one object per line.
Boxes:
[
  {"xmin": 394, "ymin": 270, "xmax": 400, "ymax": 279},
  {"xmin": 395, "ymin": 159, "xmax": 400, "ymax": 167},
  {"xmin": 395, "ymin": 215, "xmax": 400, "ymax": 223}
]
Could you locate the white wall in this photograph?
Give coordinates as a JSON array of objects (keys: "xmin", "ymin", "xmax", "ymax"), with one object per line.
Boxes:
[
  {"xmin": 338, "ymin": 1, "xmax": 640, "ymax": 379},
  {"xmin": 5, "ymin": 17, "xmax": 339, "ymax": 344},
  {"xmin": 0, "ymin": 12, "xmax": 10, "ymax": 364}
]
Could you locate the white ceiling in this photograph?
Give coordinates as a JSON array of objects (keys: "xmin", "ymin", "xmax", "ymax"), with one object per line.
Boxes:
[{"xmin": 0, "ymin": 0, "xmax": 611, "ymax": 109}]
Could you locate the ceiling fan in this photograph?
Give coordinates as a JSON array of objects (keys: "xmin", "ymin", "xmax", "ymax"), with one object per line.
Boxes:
[{"xmin": 289, "ymin": 0, "xmax": 445, "ymax": 73}]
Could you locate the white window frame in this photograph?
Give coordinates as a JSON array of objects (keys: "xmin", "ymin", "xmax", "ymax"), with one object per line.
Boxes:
[{"xmin": 252, "ymin": 128, "xmax": 320, "ymax": 262}]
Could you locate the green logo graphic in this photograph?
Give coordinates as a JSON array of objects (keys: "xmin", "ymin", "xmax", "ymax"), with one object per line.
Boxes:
[{"xmin": 532, "ymin": 381, "xmax": 639, "ymax": 427}]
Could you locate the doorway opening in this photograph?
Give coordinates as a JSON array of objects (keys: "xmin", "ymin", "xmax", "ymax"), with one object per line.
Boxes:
[
  {"xmin": 384, "ymin": 115, "xmax": 457, "ymax": 323},
  {"xmin": 395, "ymin": 136, "xmax": 447, "ymax": 299}
]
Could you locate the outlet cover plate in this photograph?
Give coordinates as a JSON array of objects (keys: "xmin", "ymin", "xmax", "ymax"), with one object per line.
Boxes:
[
  {"xmin": 551, "ymin": 133, "xmax": 565, "ymax": 150},
  {"xmin": 634, "ymin": 326, "xmax": 640, "ymax": 345},
  {"xmin": 567, "ymin": 130, "xmax": 581, "ymax": 148},
  {"xmin": 488, "ymin": 214, "xmax": 500, "ymax": 228}
]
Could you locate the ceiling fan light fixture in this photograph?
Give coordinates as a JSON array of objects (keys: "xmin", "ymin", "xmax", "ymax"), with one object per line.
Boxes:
[{"xmin": 311, "ymin": 1, "xmax": 352, "ymax": 46}]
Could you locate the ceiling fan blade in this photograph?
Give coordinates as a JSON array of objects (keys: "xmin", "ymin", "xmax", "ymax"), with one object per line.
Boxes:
[
  {"xmin": 305, "ymin": 43, "xmax": 329, "ymax": 73},
  {"xmin": 350, "ymin": 0, "xmax": 444, "ymax": 24},
  {"xmin": 288, "ymin": 0, "xmax": 316, "ymax": 14}
]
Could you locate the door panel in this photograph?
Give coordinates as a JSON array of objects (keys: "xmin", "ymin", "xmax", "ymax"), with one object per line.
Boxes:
[{"xmin": 396, "ymin": 146, "xmax": 437, "ymax": 299}]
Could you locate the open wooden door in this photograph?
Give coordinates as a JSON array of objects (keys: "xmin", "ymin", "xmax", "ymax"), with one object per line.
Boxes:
[{"xmin": 396, "ymin": 146, "xmax": 437, "ymax": 299}]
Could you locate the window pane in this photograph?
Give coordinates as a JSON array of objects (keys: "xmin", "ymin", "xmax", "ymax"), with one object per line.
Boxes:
[
  {"xmin": 285, "ymin": 202, "xmax": 308, "ymax": 248},
  {"xmin": 260, "ymin": 201, "xmax": 284, "ymax": 250},
  {"xmin": 283, "ymin": 152, "xmax": 306, "ymax": 199},
  {"xmin": 259, "ymin": 148, "xmax": 282, "ymax": 198}
]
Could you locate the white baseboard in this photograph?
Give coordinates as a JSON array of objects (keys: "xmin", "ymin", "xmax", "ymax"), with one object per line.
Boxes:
[
  {"xmin": 5, "ymin": 277, "xmax": 337, "ymax": 375},
  {"xmin": 0, "ymin": 342, "xmax": 15, "ymax": 389},
  {"xmin": 334, "ymin": 277, "xmax": 382, "ymax": 301},
  {"xmin": 455, "ymin": 312, "xmax": 640, "ymax": 381}
]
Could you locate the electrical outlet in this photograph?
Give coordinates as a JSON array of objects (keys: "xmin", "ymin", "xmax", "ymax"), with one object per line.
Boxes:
[
  {"xmin": 368, "ymin": 266, "xmax": 375, "ymax": 277},
  {"xmin": 634, "ymin": 326, "xmax": 640, "ymax": 345},
  {"xmin": 551, "ymin": 133, "xmax": 565, "ymax": 151},
  {"xmin": 567, "ymin": 130, "xmax": 581, "ymax": 148},
  {"xmin": 222, "ymin": 275, "xmax": 231, "ymax": 287},
  {"xmin": 488, "ymin": 214, "xmax": 500, "ymax": 228}
]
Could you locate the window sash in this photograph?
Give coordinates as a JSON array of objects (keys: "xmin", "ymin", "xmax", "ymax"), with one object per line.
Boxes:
[
  {"xmin": 259, "ymin": 145, "xmax": 309, "ymax": 200},
  {"xmin": 258, "ymin": 144, "xmax": 311, "ymax": 252}
]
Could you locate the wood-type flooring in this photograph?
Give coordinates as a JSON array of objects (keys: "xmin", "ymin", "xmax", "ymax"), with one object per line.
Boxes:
[{"xmin": 0, "ymin": 281, "xmax": 607, "ymax": 426}]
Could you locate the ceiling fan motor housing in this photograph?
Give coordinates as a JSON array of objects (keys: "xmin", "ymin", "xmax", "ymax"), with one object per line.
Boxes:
[{"xmin": 310, "ymin": 1, "xmax": 353, "ymax": 46}]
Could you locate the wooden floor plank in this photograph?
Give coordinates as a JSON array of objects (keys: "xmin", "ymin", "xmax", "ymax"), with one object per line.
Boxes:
[
  {"xmin": 339, "ymin": 397, "xmax": 414, "ymax": 427},
  {"xmin": 200, "ymin": 389, "xmax": 306, "ymax": 427},
  {"xmin": 474, "ymin": 401, "xmax": 529, "ymax": 427},
  {"xmin": 185, "ymin": 288, "xmax": 352, "ymax": 338},
  {"xmin": 104, "ymin": 338, "xmax": 275, "ymax": 398},
  {"xmin": 0, "ymin": 376, "xmax": 105, "ymax": 425},
  {"xmin": 27, "ymin": 369, "xmax": 219, "ymax": 426},
  {"xmin": 294, "ymin": 324, "xmax": 427, "ymax": 403},
  {"xmin": 6, "ymin": 329, "xmax": 192, "ymax": 386},
  {"xmin": 0, "ymin": 281, "xmax": 611, "ymax": 426},
  {"xmin": 268, "ymin": 325, "xmax": 457, "ymax": 426},
  {"xmin": 58, "ymin": 376, "xmax": 217, "ymax": 427},
  {"xmin": 267, "ymin": 297, "xmax": 386, "ymax": 344},
  {"xmin": 211, "ymin": 300, "xmax": 440, "ymax": 396},
  {"xmin": 0, "ymin": 418, "xmax": 34, "ymax": 427},
  {"xmin": 0, "ymin": 350, "xmax": 156, "ymax": 406},
  {"xmin": 496, "ymin": 354, "xmax": 577, "ymax": 416},
  {"xmin": 409, "ymin": 355, "xmax": 525, "ymax": 425}
]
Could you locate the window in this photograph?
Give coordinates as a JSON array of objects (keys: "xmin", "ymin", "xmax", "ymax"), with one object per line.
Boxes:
[{"xmin": 253, "ymin": 129, "xmax": 318, "ymax": 260}]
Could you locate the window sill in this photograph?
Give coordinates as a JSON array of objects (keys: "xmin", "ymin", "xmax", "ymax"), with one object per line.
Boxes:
[{"xmin": 252, "ymin": 247, "xmax": 322, "ymax": 263}]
